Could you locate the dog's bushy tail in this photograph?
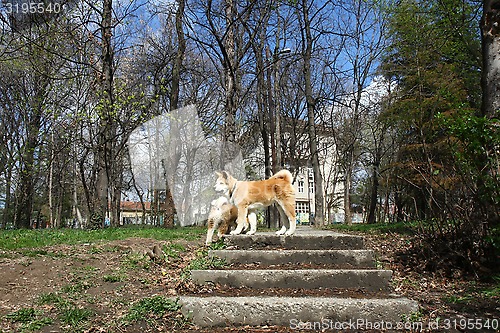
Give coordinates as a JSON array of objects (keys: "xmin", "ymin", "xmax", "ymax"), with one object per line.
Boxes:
[{"xmin": 270, "ymin": 170, "xmax": 293, "ymax": 183}]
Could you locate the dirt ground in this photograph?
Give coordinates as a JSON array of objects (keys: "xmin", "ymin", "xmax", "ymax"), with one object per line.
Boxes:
[{"xmin": 0, "ymin": 232, "xmax": 499, "ymax": 332}]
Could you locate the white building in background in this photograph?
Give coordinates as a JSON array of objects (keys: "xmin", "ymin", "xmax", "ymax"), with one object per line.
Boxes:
[
  {"xmin": 242, "ymin": 77, "xmax": 393, "ymax": 225},
  {"xmin": 243, "ymin": 119, "xmax": 345, "ymax": 225}
]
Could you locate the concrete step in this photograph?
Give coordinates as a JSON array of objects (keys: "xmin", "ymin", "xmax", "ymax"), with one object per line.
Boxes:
[
  {"xmin": 223, "ymin": 231, "xmax": 365, "ymax": 250},
  {"xmin": 209, "ymin": 249, "xmax": 376, "ymax": 268},
  {"xmin": 178, "ymin": 295, "xmax": 419, "ymax": 328},
  {"xmin": 191, "ymin": 269, "xmax": 392, "ymax": 292}
]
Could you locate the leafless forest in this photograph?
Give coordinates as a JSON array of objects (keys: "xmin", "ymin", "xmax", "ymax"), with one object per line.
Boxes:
[{"xmin": 0, "ymin": 0, "xmax": 498, "ymax": 264}]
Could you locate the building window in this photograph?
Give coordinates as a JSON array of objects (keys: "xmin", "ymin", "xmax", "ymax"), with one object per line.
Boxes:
[
  {"xmin": 309, "ymin": 181, "xmax": 314, "ymax": 194},
  {"xmin": 296, "ymin": 202, "xmax": 309, "ymax": 214},
  {"xmin": 298, "ymin": 180, "xmax": 304, "ymax": 193},
  {"xmin": 296, "ymin": 201, "xmax": 310, "ymax": 224}
]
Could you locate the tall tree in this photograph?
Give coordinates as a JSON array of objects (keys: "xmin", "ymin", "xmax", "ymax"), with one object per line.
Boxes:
[
  {"xmin": 481, "ymin": 0, "xmax": 500, "ymax": 118},
  {"xmin": 299, "ymin": 0, "xmax": 324, "ymax": 226},
  {"xmin": 381, "ymin": 0, "xmax": 487, "ymax": 230},
  {"xmin": 92, "ymin": 0, "xmax": 116, "ymax": 228},
  {"xmin": 161, "ymin": 0, "xmax": 187, "ymax": 228}
]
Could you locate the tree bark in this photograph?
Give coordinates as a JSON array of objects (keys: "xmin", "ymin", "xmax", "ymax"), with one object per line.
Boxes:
[
  {"xmin": 343, "ymin": 158, "xmax": 352, "ymax": 226},
  {"xmin": 367, "ymin": 153, "xmax": 380, "ymax": 224},
  {"xmin": 161, "ymin": 0, "xmax": 186, "ymax": 228},
  {"xmin": 481, "ymin": 0, "xmax": 500, "ymax": 118},
  {"xmin": 14, "ymin": 76, "xmax": 47, "ymax": 228},
  {"xmin": 93, "ymin": 0, "xmax": 115, "ymax": 228},
  {"xmin": 301, "ymin": 0, "xmax": 324, "ymax": 226},
  {"xmin": 223, "ymin": 0, "xmax": 238, "ymax": 144}
]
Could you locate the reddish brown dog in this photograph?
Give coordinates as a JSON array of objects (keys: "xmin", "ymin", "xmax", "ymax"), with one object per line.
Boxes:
[{"xmin": 214, "ymin": 170, "xmax": 296, "ymax": 236}]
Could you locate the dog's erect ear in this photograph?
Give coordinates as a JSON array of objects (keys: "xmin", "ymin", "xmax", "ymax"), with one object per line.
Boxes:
[{"xmin": 216, "ymin": 171, "xmax": 229, "ymax": 179}]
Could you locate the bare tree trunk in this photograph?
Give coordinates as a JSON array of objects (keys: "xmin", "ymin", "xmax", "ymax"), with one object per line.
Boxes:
[
  {"xmin": 15, "ymin": 79, "xmax": 46, "ymax": 228},
  {"xmin": 94, "ymin": 0, "xmax": 114, "ymax": 228},
  {"xmin": 171, "ymin": 0, "xmax": 185, "ymax": 111},
  {"xmin": 48, "ymin": 130, "xmax": 54, "ymax": 228},
  {"xmin": 3, "ymin": 165, "xmax": 13, "ymax": 228},
  {"xmin": 223, "ymin": 0, "xmax": 238, "ymax": 144},
  {"xmin": 481, "ymin": 0, "xmax": 500, "ymax": 119},
  {"xmin": 367, "ymin": 154, "xmax": 380, "ymax": 224},
  {"xmin": 254, "ymin": 27, "xmax": 271, "ymax": 180},
  {"xmin": 73, "ymin": 180, "xmax": 83, "ymax": 228},
  {"xmin": 480, "ymin": 0, "xmax": 500, "ymax": 225},
  {"xmin": 301, "ymin": 0, "xmax": 324, "ymax": 226},
  {"xmin": 160, "ymin": 0, "xmax": 186, "ymax": 228},
  {"xmin": 343, "ymin": 159, "xmax": 352, "ymax": 226},
  {"xmin": 91, "ymin": 0, "xmax": 113, "ymax": 228}
]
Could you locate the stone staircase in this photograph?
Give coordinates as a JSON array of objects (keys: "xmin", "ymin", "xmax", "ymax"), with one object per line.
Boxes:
[{"xmin": 178, "ymin": 227, "xmax": 418, "ymax": 329}]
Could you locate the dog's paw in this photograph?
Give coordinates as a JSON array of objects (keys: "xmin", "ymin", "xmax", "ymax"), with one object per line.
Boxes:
[
  {"xmin": 285, "ymin": 230, "xmax": 295, "ymax": 236},
  {"xmin": 275, "ymin": 226, "xmax": 286, "ymax": 235},
  {"xmin": 246, "ymin": 230, "xmax": 256, "ymax": 235},
  {"xmin": 230, "ymin": 230, "xmax": 240, "ymax": 235}
]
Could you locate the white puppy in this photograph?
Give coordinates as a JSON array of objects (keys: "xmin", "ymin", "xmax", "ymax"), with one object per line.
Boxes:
[{"xmin": 205, "ymin": 197, "xmax": 239, "ymax": 245}]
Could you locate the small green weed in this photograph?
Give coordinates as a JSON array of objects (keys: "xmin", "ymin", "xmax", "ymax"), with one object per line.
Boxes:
[
  {"xmin": 163, "ymin": 243, "xmax": 186, "ymax": 260},
  {"xmin": 4, "ymin": 307, "xmax": 53, "ymax": 332},
  {"xmin": 0, "ymin": 252, "xmax": 14, "ymax": 259},
  {"xmin": 122, "ymin": 252, "xmax": 150, "ymax": 270},
  {"xmin": 19, "ymin": 249, "xmax": 65, "ymax": 258},
  {"xmin": 62, "ymin": 280, "xmax": 91, "ymax": 294},
  {"xmin": 481, "ymin": 276, "xmax": 500, "ymax": 298},
  {"xmin": 19, "ymin": 249, "xmax": 48, "ymax": 257},
  {"xmin": 444, "ymin": 294, "xmax": 474, "ymax": 304},
  {"xmin": 481, "ymin": 285, "xmax": 500, "ymax": 298},
  {"xmin": 402, "ymin": 309, "xmax": 423, "ymax": 323},
  {"xmin": 5, "ymin": 308, "xmax": 38, "ymax": 323},
  {"xmin": 59, "ymin": 306, "xmax": 93, "ymax": 326},
  {"xmin": 37, "ymin": 292, "xmax": 69, "ymax": 308},
  {"xmin": 124, "ymin": 296, "xmax": 181, "ymax": 324},
  {"xmin": 37, "ymin": 292, "xmax": 92, "ymax": 327},
  {"xmin": 208, "ymin": 239, "xmax": 226, "ymax": 250},
  {"xmin": 181, "ymin": 248, "xmax": 227, "ymax": 280},
  {"xmin": 103, "ymin": 272, "xmax": 126, "ymax": 282},
  {"xmin": 88, "ymin": 246, "xmax": 103, "ymax": 254}
]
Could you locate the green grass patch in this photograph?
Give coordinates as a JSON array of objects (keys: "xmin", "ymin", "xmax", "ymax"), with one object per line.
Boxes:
[
  {"xmin": 442, "ymin": 276, "xmax": 500, "ymax": 306},
  {"xmin": 62, "ymin": 280, "xmax": 91, "ymax": 294},
  {"xmin": 36, "ymin": 292, "xmax": 93, "ymax": 328},
  {"xmin": 0, "ymin": 226, "xmax": 205, "ymax": 250},
  {"xmin": 124, "ymin": 296, "xmax": 181, "ymax": 324},
  {"xmin": 163, "ymin": 243, "xmax": 186, "ymax": 260},
  {"xmin": 37, "ymin": 292, "xmax": 70, "ymax": 308},
  {"xmin": 4, "ymin": 307, "xmax": 53, "ymax": 332},
  {"xmin": 444, "ymin": 294, "xmax": 474, "ymax": 304},
  {"xmin": 122, "ymin": 252, "xmax": 150, "ymax": 270},
  {"xmin": 18, "ymin": 249, "xmax": 66, "ymax": 258},
  {"xmin": 59, "ymin": 305, "xmax": 93, "ymax": 327},
  {"xmin": 208, "ymin": 239, "xmax": 226, "ymax": 250},
  {"xmin": 181, "ymin": 248, "xmax": 227, "ymax": 280},
  {"xmin": 481, "ymin": 285, "xmax": 500, "ymax": 298},
  {"xmin": 103, "ymin": 272, "xmax": 126, "ymax": 282}
]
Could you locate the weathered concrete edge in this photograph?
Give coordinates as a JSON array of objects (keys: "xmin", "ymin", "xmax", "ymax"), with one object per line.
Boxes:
[
  {"xmin": 209, "ymin": 249, "xmax": 376, "ymax": 267},
  {"xmin": 223, "ymin": 233, "xmax": 365, "ymax": 250},
  {"xmin": 191, "ymin": 269, "xmax": 392, "ymax": 292},
  {"xmin": 178, "ymin": 296, "xmax": 419, "ymax": 328}
]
